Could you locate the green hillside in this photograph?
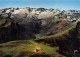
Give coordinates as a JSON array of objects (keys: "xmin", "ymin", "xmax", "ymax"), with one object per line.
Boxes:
[
  {"xmin": 0, "ymin": 23, "xmax": 77, "ymax": 57},
  {"xmin": 0, "ymin": 17, "xmax": 80, "ymax": 57},
  {"xmin": 0, "ymin": 40, "xmax": 65, "ymax": 57}
]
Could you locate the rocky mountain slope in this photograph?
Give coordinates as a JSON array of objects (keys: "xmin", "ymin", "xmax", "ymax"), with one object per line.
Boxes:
[
  {"xmin": 35, "ymin": 21, "xmax": 80, "ymax": 57},
  {"xmin": 0, "ymin": 21, "xmax": 80, "ymax": 57},
  {"xmin": 0, "ymin": 7, "xmax": 80, "ymax": 57},
  {"xmin": 0, "ymin": 17, "xmax": 37, "ymax": 43}
]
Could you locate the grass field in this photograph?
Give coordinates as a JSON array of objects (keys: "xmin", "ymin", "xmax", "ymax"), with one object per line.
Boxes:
[{"xmin": 0, "ymin": 40, "xmax": 62, "ymax": 57}]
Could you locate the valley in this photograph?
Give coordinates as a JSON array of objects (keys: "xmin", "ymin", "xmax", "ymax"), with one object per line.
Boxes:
[{"xmin": 0, "ymin": 7, "xmax": 80, "ymax": 57}]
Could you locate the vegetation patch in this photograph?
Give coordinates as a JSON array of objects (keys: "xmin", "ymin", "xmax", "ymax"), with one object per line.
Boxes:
[
  {"xmin": 0, "ymin": 40, "xmax": 62, "ymax": 57},
  {"xmin": 0, "ymin": 19, "xmax": 6, "ymax": 27},
  {"xmin": 39, "ymin": 24, "xmax": 77, "ymax": 39},
  {"xmin": 3, "ymin": 20, "xmax": 11, "ymax": 27}
]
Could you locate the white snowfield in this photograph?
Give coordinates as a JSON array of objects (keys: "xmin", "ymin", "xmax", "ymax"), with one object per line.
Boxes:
[
  {"xmin": 1, "ymin": 7, "xmax": 80, "ymax": 20},
  {"xmin": 10, "ymin": 8, "xmax": 62, "ymax": 19}
]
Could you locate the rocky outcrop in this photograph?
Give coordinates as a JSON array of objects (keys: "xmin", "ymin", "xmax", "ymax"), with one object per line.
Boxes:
[
  {"xmin": 0, "ymin": 18, "xmax": 21, "ymax": 43},
  {"xmin": 59, "ymin": 22, "xmax": 80, "ymax": 57},
  {"xmin": 0, "ymin": 17, "xmax": 37, "ymax": 43},
  {"xmin": 35, "ymin": 21, "xmax": 80, "ymax": 57}
]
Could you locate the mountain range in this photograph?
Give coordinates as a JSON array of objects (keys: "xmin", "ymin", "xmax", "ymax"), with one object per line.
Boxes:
[{"xmin": 0, "ymin": 7, "xmax": 80, "ymax": 57}]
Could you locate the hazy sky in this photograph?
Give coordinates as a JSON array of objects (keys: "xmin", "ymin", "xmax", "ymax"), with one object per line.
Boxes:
[{"xmin": 0, "ymin": 0, "xmax": 80, "ymax": 10}]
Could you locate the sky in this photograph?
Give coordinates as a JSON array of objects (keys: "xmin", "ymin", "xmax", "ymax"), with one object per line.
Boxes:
[{"xmin": 0, "ymin": 0, "xmax": 80, "ymax": 10}]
